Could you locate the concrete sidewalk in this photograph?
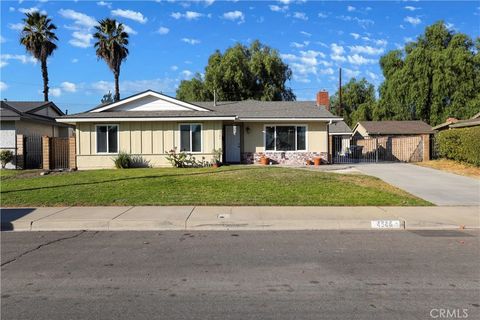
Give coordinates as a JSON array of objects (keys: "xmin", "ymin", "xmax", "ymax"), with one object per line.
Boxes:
[{"xmin": 1, "ymin": 206, "xmax": 479, "ymax": 231}]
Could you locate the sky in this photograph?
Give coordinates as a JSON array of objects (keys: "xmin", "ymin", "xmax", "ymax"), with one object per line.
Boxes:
[{"xmin": 1, "ymin": 0, "xmax": 479, "ymax": 114}]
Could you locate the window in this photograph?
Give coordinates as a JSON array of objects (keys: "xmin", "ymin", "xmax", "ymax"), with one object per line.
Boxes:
[
  {"xmin": 96, "ymin": 125, "xmax": 118, "ymax": 153},
  {"xmin": 180, "ymin": 124, "xmax": 202, "ymax": 152},
  {"xmin": 265, "ymin": 125, "xmax": 307, "ymax": 151}
]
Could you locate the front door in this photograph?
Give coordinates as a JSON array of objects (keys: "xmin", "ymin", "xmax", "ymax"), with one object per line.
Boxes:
[{"xmin": 225, "ymin": 125, "xmax": 241, "ymax": 163}]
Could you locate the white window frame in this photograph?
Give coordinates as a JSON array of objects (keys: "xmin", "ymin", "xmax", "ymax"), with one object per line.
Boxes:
[
  {"xmin": 95, "ymin": 124, "xmax": 119, "ymax": 154},
  {"xmin": 178, "ymin": 123, "xmax": 203, "ymax": 153},
  {"xmin": 263, "ymin": 124, "xmax": 308, "ymax": 152}
]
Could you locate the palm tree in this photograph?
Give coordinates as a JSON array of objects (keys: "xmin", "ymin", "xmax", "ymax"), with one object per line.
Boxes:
[
  {"xmin": 93, "ymin": 19, "xmax": 129, "ymax": 101},
  {"xmin": 20, "ymin": 12, "xmax": 58, "ymax": 102}
]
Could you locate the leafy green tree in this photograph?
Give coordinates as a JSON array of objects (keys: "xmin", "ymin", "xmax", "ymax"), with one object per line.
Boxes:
[
  {"xmin": 378, "ymin": 21, "xmax": 480, "ymax": 125},
  {"xmin": 100, "ymin": 91, "xmax": 114, "ymax": 104},
  {"xmin": 93, "ymin": 19, "xmax": 129, "ymax": 102},
  {"xmin": 20, "ymin": 12, "xmax": 58, "ymax": 102},
  {"xmin": 330, "ymin": 78, "xmax": 376, "ymax": 127},
  {"xmin": 177, "ymin": 40, "xmax": 295, "ymax": 101}
]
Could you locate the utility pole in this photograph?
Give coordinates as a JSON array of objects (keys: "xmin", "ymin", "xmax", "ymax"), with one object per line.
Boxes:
[{"xmin": 339, "ymin": 68, "xmax": 342, "ymax": 113}]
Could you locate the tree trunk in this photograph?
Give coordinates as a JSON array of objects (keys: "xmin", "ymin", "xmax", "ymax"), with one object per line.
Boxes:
[
  {"xmin": 41, "ymin": 58, "xmax": 49, "ymax": 101},
  {"xmin": 114, "ymin": 70, "xmax": 120, "ymax": 101}
]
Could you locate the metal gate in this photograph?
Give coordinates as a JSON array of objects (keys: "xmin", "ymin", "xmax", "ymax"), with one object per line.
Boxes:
[
  {"xmin": 50, "ymin": 137, "xmax": 69, "ymax": 169},
  {"xmin": 24, "ymin": 135, "xmax": 43, "ymax": 169},
  {"xmin": 332, "ymin": 136, "xmax": 423, "ymax": 163}
]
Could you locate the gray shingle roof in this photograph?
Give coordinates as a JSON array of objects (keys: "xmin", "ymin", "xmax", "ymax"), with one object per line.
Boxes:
[
  {"xmin": 3, "ymin": 101, "xmax": 50, "ymax": 113},
  {"xmin": 357, "ymin": 120, "xmax": 433, "ymax": 135},
  {"xmin": 0, "ymin": 101, "xmax": 65, "ymax": 124},
  {"xmin": 63, "ymin": 100, "xmax": 340, "ymax": 120},
  {"xmin": 328, "ymin": 121, "xmax": 351, "ymax": 134}
]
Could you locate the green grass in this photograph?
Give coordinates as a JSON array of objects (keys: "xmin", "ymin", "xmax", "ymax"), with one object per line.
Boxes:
[{"xmin": 0, "ymin": 166, "xmax": 431, "ymax": 207}]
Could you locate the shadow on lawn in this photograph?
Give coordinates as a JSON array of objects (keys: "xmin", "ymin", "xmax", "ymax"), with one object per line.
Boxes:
[{"xmin": 0, "ymin": 166, "xmax": 266, "ymax": 194}]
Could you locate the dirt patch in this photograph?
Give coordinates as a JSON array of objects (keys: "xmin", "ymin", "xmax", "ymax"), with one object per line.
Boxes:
[{"xmin": 417, "ymin": 160, "xmax": 480, "ymax": 179}]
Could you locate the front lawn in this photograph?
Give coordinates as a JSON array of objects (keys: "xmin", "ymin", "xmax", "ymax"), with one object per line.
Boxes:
[{"xmin": 0, "ymin": 166, "xmax": 431, "ymax": 207}]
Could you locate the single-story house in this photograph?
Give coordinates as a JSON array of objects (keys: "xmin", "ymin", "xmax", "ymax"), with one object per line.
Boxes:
[
  {"xmin": 0, "ymin": 100, "xmax": 72, "ymax": 169},
  {"xmin": 57, "ymin": 89, "xmax": 343, "ymax": 169},
  {"xmin": 433, "ymin": 112, "xmax": 480, "ymax": 131},
  {"xmin": 352, "ymin": 120, "xmax": 433, "ymax": 139}
]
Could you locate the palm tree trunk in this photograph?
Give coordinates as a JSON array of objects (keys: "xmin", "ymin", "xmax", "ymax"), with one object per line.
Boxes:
[
  {"xmin": 114, "ymin": 70, "xmax": 120, "ymax": 101},
  {"xmin": 41, "ymin": 58, "xmax": 49, "ymax": 101}
]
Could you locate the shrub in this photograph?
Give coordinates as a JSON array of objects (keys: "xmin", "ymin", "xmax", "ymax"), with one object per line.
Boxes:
[
  {"xmin": 112, "ymin": 152, "xmax": 150, "ymax": 169},
  {"xmin": 436, "ymin": 126, "xmax": 480, "ymax": 166},
  {"xmin": 165, "ymin": 148, "xmax": 208, "ymax": 168},
  {"xmin": 0, "ymin": 150, "xmax": 14, "ymax": 168}
]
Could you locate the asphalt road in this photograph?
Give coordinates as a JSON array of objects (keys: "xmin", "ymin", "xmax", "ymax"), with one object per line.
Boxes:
[{"xmin": 1, "ymin": 230, "xmax": 479, "ymax": 320}]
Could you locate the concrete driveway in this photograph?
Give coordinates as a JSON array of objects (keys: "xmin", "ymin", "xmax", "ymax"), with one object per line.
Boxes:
[{"xmin": 355, "ymin": 163, "xmax": 480, "ymax": 206}]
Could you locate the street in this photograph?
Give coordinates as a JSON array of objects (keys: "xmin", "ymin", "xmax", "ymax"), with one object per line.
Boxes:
[{"xmin": 1, "ymin": 230, "xmax": 479, "ymax": 320}]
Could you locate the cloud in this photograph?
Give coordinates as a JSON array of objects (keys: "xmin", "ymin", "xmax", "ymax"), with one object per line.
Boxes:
[
  {"xmin": 111, "ymin": 9, "xmax": 148, "ymax": 24},
  {"xmin": 281, "ymin": 50, "xmax": 328, "ymax": 81},
  {"xmin": 404, "ymin": 16, "xmax": 421, "ymax": 26},
  {"xmin": 300, "ymin": 31, "xmax": 311, "ymax": 37},
  {"xmin": 122, "ymin": 24, "xmax": 137, "ymax": 35},
  {"xmin": 290, "ymin": 41, "xmax": 309, "ymax": 48},
  {"xmin": 348, "ymin": 45, "xmax": 384, "ymax": 55},
  {"xmin": 318, "ymin": 12, "xmax": 328, "ymax": 18},
  {"xmin": 350, "ymin": 33, "xmax": 360, "ymax": 39},
  {"xmin": 293, "ymin": 12, "xmax": 308, "ymax": 20},
  {"xmin": 343, "ymin": 68, "xmax": 360, "ymax": 78},
  {"xmin": 9, "ymin": 23, "xmax": 24, "ymax": 31},
  {"xmin": 181, "ymin": 38, "xmax": 200, "ymax": 45},
  {"xmin": 171, "ymin": 65, "xmax": 178, "ymax": 71},
  {"xmin": 61, "ymin": 82, "xmax": 77, "ymax": 92},
  {"xmin": 97, "ymin": 1, "xmax": 112, "ymax": 9},
  {"xmin": 156, "ymin": 26, "xmax": 170, "ymax": 35},
  {"xmin": 58, "ymin": 9, "xmax": 97, "ymax": 28},
  {"xmin": 0, "ymin": 81, "xmax": 7, "ymax": 91},
  {"xmin": 70, "ymin": 31, "xmax": 93, "ymax": 48},
  {"xmin": 9, "ymin": 7, "xmax": 15, "ymax": 12},
  {"xmin": 0, "ymin": 36, "xmax": 5, "ymax": 44},
  {"xmin": 19, "ymin": 7, "xmax": 47, "ymax": 15},
  {"xmin": 337, "ymin": 15, "xmax": 374, "ymax": 29},
  {"xmin": 0, "ymin": 54, "xmax": 37, "ymax": 68},
  {"xmin": 49, "ymin": 88, "xmax": 62, "ymax": 97},
  {"xmin": 278, "ymin": 0, "xmax": 292, "ymax": 4},
  {"xmin": 91, "ymin": 78, "xmax": 178, "ymax": 96},
  {"xmin": 404, "ymin": 6, "xmax": 420, "ymax": 11},
  {"xmin": 347, "ymin": 54, "xmax": 376, "ymax": 65},
  {"xmin": 171, "ymin": 11, "xmax": 204, "ymax": 20},
  {"xmin": 181, "ymin": 70, "xmax": 193, "ymax": 79},
  {"xmin": 269, "ymin": 5, "xmax": 288, "ymax": 12},
  {"xmin": 366, "ymin": 71, "xmax": 378, "ymax": 81},
  {"xmin": 347, "ymin": 6, "xmax": 355, "ymax": 12},
  {"xmin": 222, "ymin": 10, "xmax": 245, "ymax": 23},
  {"xmin": 330, "ymin": 43, "xmax": 346, "ymax": 62},
  {"xmin": 72, "ymin": 58, "xmax": 79, "ymax": 63}
]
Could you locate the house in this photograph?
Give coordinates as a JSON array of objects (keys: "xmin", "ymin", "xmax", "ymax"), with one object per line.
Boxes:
[
  {"xmin": 57, "ymin": 89, "xmax": 343, "ymax": 169},
  {"xmin": 328, "ymin": 121, "xmax": 352, "ymax": 157},
  {"xmin": 0, "ymin": 101, "xmax": 72, "ymax": 169},
  {"xmin": 352, "ymin": 120, "xmax": 433, "ymax": 139},
  {"xmin": 433, "ymin": 112, "xmax": 480, "ymax": 131}
]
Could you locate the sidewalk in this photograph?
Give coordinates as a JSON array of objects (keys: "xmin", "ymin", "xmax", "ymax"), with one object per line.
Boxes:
[{"xmin": 1, "ymin": 206, "xmax": 479, "ymax": 231}]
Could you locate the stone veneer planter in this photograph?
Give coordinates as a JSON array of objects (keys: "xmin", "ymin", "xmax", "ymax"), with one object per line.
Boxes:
[{"xmin": 241, "ymin": 152, "xmax": 329, "ymax": 166}]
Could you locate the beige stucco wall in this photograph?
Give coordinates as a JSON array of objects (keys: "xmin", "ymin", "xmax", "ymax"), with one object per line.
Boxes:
[
  {"xmin": 76, "ymin": 121, "xmax": 223, "ymax": 169},
  {"xmin": 241, "ymin": 122, "xmax": 328, "ymax": 153}
]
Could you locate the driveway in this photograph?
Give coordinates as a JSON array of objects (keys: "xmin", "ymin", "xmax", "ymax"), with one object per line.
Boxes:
[{"xmin": 355, "ymin": 163, "xmax": 480, "ymax": 206}]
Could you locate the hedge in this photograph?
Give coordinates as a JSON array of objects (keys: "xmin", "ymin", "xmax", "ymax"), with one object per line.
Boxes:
[{"xmin": 436, "ymin": 126, "xmax": 480, "ymax": 166}]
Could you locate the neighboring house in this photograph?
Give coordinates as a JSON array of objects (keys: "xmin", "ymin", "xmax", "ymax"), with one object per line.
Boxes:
[
  {"xmin": 0, "ymin": 101, "xmax": 71, "ymax": 169},
  {"xmin": 57, "ymin": 89, "xmax": 342, "ymax": 169},
  {"xmin": 433, "ymin": 112, "xmax": 480, "ymax": 131},
  {"xmin": 328, "ymin": 121, "xmax": 352, "ymax": 157},
  {"xmin": 352, "ymin": 120, "xmax": 433, "ymax": 139}
]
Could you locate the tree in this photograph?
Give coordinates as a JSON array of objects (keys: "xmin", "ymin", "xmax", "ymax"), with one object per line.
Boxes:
[
  {"xmin": 20, "ymin": 12, "xmax": 58, "ymax": 102},
  {"xmin": 330, "ymin": 78, "xmax": 376, "ymax": 127},
  {"xmin": 101, "ymin": 91, "xmax": 114, "ymax": 104},
  {"xmin": 176, "ymin": 40, "xmax": 295, "ymax": 101},
  {"xmin": 378, "ymin": 21, "xmax": 480, "ymax": 125},
  {"xmin": 93, "ymin": 19, "xmax": 129, "ymax": 102}
]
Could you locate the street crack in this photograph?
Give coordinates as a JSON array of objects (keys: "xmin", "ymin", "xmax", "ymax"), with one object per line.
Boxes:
[{"xmin": 1, "ymin": 230, "xmax": 86, "ymax": 267}]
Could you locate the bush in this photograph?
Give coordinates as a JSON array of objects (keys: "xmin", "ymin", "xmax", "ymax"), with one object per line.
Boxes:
[
  {"xmin": 165, "ymin": 148, "xmax": 209, "ymax": 168},
  {"xmin": 436, "ymin": 126, "xmax": 480, "ymax": 166},
  {"xmin": 113, "ymin": 152, "xmax": 150, "ymax": 169},
  {"xmin": 0, "ymin": 150, "xmax": 14, "ymax": 168}
]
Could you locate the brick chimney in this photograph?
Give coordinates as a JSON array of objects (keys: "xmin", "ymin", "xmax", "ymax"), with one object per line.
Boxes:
[{"xmin": 316, "ymin": 90, "xmax": 329, "ymax": 111}]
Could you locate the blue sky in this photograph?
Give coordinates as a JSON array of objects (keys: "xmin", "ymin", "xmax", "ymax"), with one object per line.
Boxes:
[{"xmin": 1, "ymin": 0, "xmax": 479, "ymax": 113}]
